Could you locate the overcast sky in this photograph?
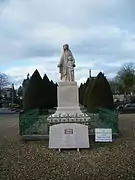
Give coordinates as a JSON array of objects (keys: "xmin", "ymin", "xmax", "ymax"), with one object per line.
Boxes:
[{"xmin": 0, "ymin": 0, "xmax": 135, "ymax": 87}]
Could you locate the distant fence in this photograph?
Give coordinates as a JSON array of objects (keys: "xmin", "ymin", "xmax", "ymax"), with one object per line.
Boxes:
[{"xmin": 19, "ymin": 108, "xmax": 118, "ymax": 138}]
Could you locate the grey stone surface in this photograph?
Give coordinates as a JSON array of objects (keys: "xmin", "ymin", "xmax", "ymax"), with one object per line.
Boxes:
[
  {"xmin": 57, "ymin": 44, "xmax": 75, "ymax": 81},
  {"xmin": 55, "ymin": 81, "xmax": 81, "ymax": 115},
  {"xmin": 49, "ymin": 123, "xmax": 89, "ymax": 149}
]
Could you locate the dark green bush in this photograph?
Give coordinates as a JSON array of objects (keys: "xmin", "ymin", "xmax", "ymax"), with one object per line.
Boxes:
[{"xmin": 87, "ymin": 72, "xmax": 114, "ymax": 112}]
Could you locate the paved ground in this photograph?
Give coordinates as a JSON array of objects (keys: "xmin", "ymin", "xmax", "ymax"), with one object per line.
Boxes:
[
  {"xmin": 118, "ymin": 113, "xmax": 135, "ymax": 137},
  {"xmin": 0, "ymin": 114, "xmax": 19, "ymax": 141}
]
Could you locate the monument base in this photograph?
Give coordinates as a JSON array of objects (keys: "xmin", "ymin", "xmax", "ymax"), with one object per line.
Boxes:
[
  {"xmin": 47, "ymin": 81, "xmax": 90, "ymax": 123},
  {"xmin": 55, "ymin": 81, "xmax": 82, "ymax": 115},
  {"xmin": 56, "ymin": 106, "xmax": 82, "ymax": 115}
]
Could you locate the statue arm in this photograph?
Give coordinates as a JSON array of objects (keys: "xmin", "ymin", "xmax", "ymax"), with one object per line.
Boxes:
[
  {"xmin": 73, "ymin": 58, "xmax": 75, "ymax": 64},
  {"xmin": 70, "ymin": 52, "xmax": 75, "ymax": 67},
  {"xmin": 58, "ymin": 53, "xmax": 64, "ymax": 67}
]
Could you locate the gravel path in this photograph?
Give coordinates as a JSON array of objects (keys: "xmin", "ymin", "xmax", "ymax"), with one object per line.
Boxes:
[{"xmin": 0, "ymin": 114, "xmax": 135, "ymax": 180}]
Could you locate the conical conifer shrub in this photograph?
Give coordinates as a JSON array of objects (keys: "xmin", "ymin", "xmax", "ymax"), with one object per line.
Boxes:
[
  {"xmin": 87, "ymin": 72, "xmax": 114, "ymax": 112},
  {"xmin": 23, "ymin": 70, "xmax": 42, "ymax": 110}
]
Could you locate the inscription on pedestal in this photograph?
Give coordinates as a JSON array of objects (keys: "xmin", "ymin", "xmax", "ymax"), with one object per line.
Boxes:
[{"xmin": 65, "ymin": 129, "xmax": 73, "ymax": 134}]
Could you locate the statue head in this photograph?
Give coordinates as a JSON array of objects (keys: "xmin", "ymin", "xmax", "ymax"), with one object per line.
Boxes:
[{"xmin": 63, "ymin": 44, "xmax": 69, "ymax": 51}]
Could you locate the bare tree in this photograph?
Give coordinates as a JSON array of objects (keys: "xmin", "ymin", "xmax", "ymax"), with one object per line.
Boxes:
[
  {"xmin": 115, "ymin": 63, "xmax": 135, "ymax": 94},
  {"xmin": 0, "ymin": 73, "xmax": 10, "ymax": 89}
]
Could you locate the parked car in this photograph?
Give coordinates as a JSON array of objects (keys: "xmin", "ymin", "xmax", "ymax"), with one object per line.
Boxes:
[
  {"xmin": 116, "ymin": 105, "xmax": 124, "ymax": 111},
  {"xmin": 117, "ymin": 103, "xmax": 135, "ymax": 113}
]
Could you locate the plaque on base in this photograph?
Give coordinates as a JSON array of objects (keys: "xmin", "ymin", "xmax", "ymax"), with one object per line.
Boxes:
[{"xmin": 95, "ymin": 128, "xmax": 112, "ymax": 142}]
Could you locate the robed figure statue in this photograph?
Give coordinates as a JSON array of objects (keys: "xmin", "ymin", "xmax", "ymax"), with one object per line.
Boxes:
[{"xmin": 57, "ymin": 44, "xmax": 75, "ymax": 81}]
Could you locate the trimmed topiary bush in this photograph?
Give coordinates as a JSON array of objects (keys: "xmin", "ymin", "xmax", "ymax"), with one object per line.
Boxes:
[
  {"xmin": 78, "ymin": 78, "xmax": 89, "ymax": 106},
  {"xmin": 53, "ymin": 83, "xmax": 57, "ymax": 108},
  {"xmin": 49, "ymin": 80, "xmax": 57, "ymax": 109},
  {"xmin": 23, "ymin": 70, "xmax": 42, "ymax": 111},
  {"xmin": 79, "ymin": 83, "xmax": 85, "ymax": 105},
  {"xmin": 83, "ymin": 78, "xmax": 95, "ymax": 107},
  {"xmin": 23, "ymin": 71, "xmax": 57, "ymax": 111},
  {"xmin": 87, "ymin": 72, "xmax": 114, "ymax": 112},
  {"xmin": 41, "ymin": 74, "xmax": 51, "ymax": 109}
]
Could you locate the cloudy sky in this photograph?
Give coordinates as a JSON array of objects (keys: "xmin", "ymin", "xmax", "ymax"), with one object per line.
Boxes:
[{"xmin": 0, "ymin": 0, "xmax": 135, "ymax": 87}]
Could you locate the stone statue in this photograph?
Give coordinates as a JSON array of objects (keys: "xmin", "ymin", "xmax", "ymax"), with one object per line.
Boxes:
[{"xmin": 57, "ymin": 44, "xmax": 75, "ymax": 81}]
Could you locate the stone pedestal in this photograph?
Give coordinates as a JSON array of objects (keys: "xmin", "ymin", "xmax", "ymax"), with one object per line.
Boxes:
[
  {"xmin": 56, "ymin": 81, "xmax": 82, "ymax": 115},
  {"xmin": 47, "ymin": 81, "xmax": 90, "ymax": 123}
]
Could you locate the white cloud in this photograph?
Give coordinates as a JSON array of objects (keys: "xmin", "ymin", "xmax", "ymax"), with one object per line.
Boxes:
[
  {"xmin": 30, "ymin": 24, "xmax": 124, "ymax": 46},
  {"xmin": 122, "ymin": 34, "xmax": 135, "ymax": 52},
  {"xmin": 0, "ymin": 0, "xmax": 135, "ymax": 87},
  {"xmin": 4, "ymin": 53, "xmax": 102, "ymax": 87}
]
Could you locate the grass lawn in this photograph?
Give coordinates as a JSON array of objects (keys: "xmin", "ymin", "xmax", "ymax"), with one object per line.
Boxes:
[{"xmin": 0, "ymin": 114, "xmax": 135, "ymax": 180}]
